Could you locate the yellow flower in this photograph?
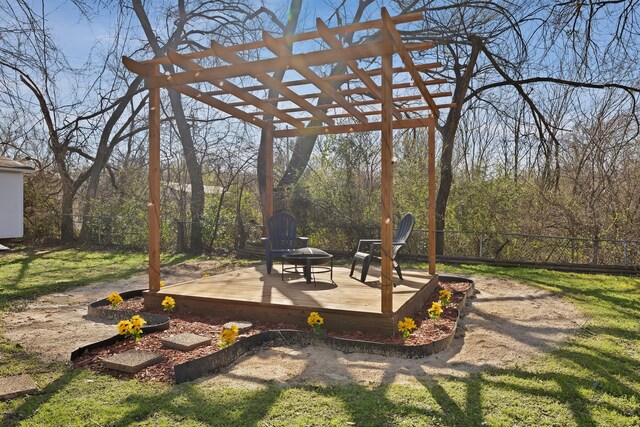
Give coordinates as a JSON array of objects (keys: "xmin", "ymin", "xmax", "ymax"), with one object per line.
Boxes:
[
  {"xmin": 201, "ymin": 273, "xmax": 210, "ymax": 278},
  {"xmin": 398, "ymin": 317, "xmax": 417, "ymax": 333},
  {"xmin": 130, "ymin": 315, "xmax": 147, "ymax": 331},
  {"xmin": 159, "ymin": 281, "xmax": 166, "ymax": 288},
  {"xmin": 428, "ymin": 301, "xmax": 443, "ymax": 319},
  {"xmin": 219, "ymin": 325, "xmax": 239, "ymax": 348},
  {"xmin": 162, "ymin": 296, "xmax": 176, "ymax": 311},
  {"xmin": 107, "ymin": 292, "xmax": 123, "ymax": 307},
  {"xmin": 398, "ymin": 317, "xmax": 417, "ymax": 340},
  {"xmin": 307, "ymin": 312, "xmax": 324, "ymax": 327},
  {"xmin": 439, "ymin": 289, "xmax": 452, "ymax": 301},
  {"xmin": 117, "ymin": 320, "xmax": 132, "ymax": 335}
]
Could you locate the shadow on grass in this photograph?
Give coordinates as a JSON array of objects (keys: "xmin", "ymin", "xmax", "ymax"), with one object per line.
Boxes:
[
  {"xmin": 2, "ymin": 369, "xmax": 82, "ymax": 427},
  {"xmin": 107, "ymin": 382, "xmax": 283, "ymax": 426},
  {"xmin": 0, "ymin": 248, "xmax": 195, "ymax": 311},
  {"xmin": 455, "ymin": 264, "xmax": 640, "ymax": 312},
  {"xmin": 3, "ymin": 334, "xmax": 638, "ymax": 426},
  {"xmin": 2, "ymin": 247, "xmax": 67, "ymax": 288}
]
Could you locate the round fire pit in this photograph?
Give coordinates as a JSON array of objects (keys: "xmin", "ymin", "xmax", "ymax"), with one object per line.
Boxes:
[{"xmin": 282, "ymin": 247, "xmax": 333, "ymax": 284}]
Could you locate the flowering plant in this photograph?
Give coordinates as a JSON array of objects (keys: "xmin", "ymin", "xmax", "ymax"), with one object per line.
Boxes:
[
  {"xmin": 397, "ymin": 317, "xmax": 417, "ymax": 341},
  {"xmin": 116, "ymin": 314, "xmax": 146, "ymax": 341},
  {"xmin": 439, "ymin": 289, "xmax": 452, "ymax": 307},
  {"xmin": 162, "ymin": 296, "xmax": 176, "ymax": 312},
  {"xmin": 307, "ymin": 311, "xmax": 324, "ymax": 335},
  {"xmin": 218, "ymin": 325, "xmax": 239, "ymax": 348},
  {"xmin": 201, "ymin": 273, "xmax": 210, "ymax": 278},
  {"xmin": 107, "ymin": 292, "xmax": 123, "ymax": 307},
  {"xmin": 427, "ymin": 301, "xmax": 443, "ymax": 320},
  {"xmin": 159, "ymin": 281, "xmax": 166, "ymax": 288}
]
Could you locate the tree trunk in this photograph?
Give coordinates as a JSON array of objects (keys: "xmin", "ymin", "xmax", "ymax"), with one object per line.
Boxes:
[
  {"xmin": 167, "ymin": 90, "xmax": 205, "ymax": 254},
  {"xmin": 435, "ymin": 38, "xmax": 482, "ymax": 255},
  {"xmin": 207, "ymin": 187, "xmax": 227, "ymax": 252},
  {"xmin": 235, "ymin": 182, "xmax": 247, "ymax": 250},
  {"xmin": 79, "ymin": 77, "xmax": 144, "ymax": 242},
  {"xmin": 261, "ymin": 1, "xmax": 376, "ymax": 210},
  {"xmin": 258, "ymin": 0, "xmax": 303, "ymax": 217},
  {"xmin": 133, "ymin": 0, "xmax": 205, "ymax": 254},
  {"xmin": 60, "ymin": 178, "xmax": 75, "ymax": 242}
]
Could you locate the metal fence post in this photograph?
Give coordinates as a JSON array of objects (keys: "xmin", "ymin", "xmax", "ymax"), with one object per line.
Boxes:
[
  {"xmin": 479, "ymin": 234, "xmax": 484, "ymax": 258},
  {"xmin": 623, "ymin": 241, "xmax": 628, "ymax": 266}
]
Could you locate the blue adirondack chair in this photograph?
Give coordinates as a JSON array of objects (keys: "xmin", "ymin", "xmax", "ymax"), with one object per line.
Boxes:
[
  {"xmin": 350, "ymin": 213, "xmax": 415, "ymax": 283},
  {"xmin": 262, "ymin": 212, "xmax": 309, "ymax": 274}
]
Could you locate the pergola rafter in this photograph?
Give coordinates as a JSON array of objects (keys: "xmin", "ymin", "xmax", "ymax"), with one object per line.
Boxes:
[
  {"xmin": 262, "ymin": 31, "xmax": 370, "ymax": 124},
  {"xmin": 167, "ymin": 49, "xmax": 305, "ymax": 128},
  {"xmin": 208, "ymin": 62, "xmax": 443, "ymax": 95},
  {"xmin": 245, "ymin": 92, "xmax": 452, "ymax": 116},
  {"xmin": 123, "ymin": 7, "xmax": 451, "ymax": 314},
  {"xmin": 229, "ymin": 81, "xmax": 449, "ymax": 109},
  {"xmin": 209, "ymin": 41, "xmax": 335, "ymax": 125}
]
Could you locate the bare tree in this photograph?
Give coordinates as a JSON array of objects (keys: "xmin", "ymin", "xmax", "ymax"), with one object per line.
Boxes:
[
  {"xmin": 256, "ymin": 0, "xmax": 377, "ymax": 212},
  {"xmin": 392, "ymin": 0, "xmax": 640, "ymax": 253},
  {"xmin": 0, "ymin": 0, "xmax": 150, "ymax": 241},
  {"xmin": 130, "ymin": 0, "xmax": 278, "ymax": 253}
]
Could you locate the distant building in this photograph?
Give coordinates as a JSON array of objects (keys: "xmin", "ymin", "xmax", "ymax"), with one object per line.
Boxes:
[
  {"xmin": 0, "ymin": 157, "xmax": 35, "ymax": 239},
  {"xmin": 165, "ymin": 182, "xmax": 222, "ymax": 195}
]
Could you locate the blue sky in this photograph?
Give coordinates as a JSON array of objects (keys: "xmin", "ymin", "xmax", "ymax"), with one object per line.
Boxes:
[
  {"xmin": 39, "ymin": 0, "xmax": 117, "ymax": 67},
  {"xmin": 42, "ymin": 0, "xmax": 399, "ymax": 67}
]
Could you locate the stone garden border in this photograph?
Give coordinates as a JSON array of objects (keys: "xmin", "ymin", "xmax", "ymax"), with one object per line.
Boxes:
[{"xmin": 73, "ymin": 275, "xmax": 474, "ymax": 383}]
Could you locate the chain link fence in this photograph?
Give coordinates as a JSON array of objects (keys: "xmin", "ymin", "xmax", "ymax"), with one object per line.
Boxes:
[
  {"xmin": 51, "ymin": 214, "xmax": 639, "ymax": 268},
  {"xmin": 292, "ymin": 225, "xmax": 640, "ymax": 268}
]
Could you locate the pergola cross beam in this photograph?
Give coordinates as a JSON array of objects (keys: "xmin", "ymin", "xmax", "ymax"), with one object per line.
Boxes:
[
  {"xmin": 270, "ymin": 103, "xmax": 455, "ymax": 124},
  {"xmin": 246, "ymin": 91, "xmax": 452, "ymax": 115},
  {"xmin": 228, "ymin": 80, "xmax": 448, "ymax": 109},
  {"xmin": 143, "ymin": 11, "xmax": 425, "ymax": 67},
  {"xmin": 146, "ymin": 41, "xmax": 392, "ymax": 89},
  {"xmin": 262, "ymin": 30, "xmax": 370, "ymax": 124},
  {"xmin": 209, "ymin": 41, "xmax": 335, "ymax": 126},
  {"xmin": 174, "ymin": 84, "xmax": 268, "ymax": 127},
  {"xmin": 167, "ymin": 50, "xmax": 304, "ymax": 128}
]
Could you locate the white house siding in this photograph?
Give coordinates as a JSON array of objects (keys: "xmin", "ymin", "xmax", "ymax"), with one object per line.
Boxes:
[{"xmin": 0, "ymin": 170, "xmax": 26, "ymax": 238}]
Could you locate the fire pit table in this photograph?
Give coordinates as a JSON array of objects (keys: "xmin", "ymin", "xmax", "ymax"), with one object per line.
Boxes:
[{"xmin": 282, "ymin": 247, "xmax": 333, "ymax": 285}]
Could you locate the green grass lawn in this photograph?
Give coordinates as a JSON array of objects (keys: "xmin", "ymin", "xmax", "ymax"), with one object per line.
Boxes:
[
  {"xmin": 0, "ymin": 247, "xmax": 195, "ymax": 311},
  {"xmin": 0, "ymin": 249, "xmax": 638, "ymax": 426}
]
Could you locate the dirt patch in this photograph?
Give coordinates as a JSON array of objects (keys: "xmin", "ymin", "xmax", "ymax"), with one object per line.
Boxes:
[
  {"xmin": 200, "ymin": 277, "xmax": 586, "ymax": 388},
  {"xmin": 2, "ymin": 271, "xmax": 585, "ymax": 387},
  {"xmin": 0, "ymin": 259, "xmax": 242, "ymax": 361}
]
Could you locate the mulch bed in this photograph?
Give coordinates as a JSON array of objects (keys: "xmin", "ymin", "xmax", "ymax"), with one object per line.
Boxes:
[{"xmin": 74, "ymin": 281, "xmax": 471, "ymax": 383}]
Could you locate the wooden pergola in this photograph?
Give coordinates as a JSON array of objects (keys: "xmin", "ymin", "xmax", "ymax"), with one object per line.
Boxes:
[{"xmin": 123, "ymin": 8, "xmax": 452, "ymax": 315}]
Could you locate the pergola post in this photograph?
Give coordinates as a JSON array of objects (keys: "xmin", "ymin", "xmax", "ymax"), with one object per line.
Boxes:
[
  {"xmin": 262, "ymin": 125, "xmax": 274, "ymax": 236},
  {"xmin": 380, "ymin": 27, "xmax": 394, "ymax": 314},
  {"xmin": 148, "ymin": 65, "xmax": 161, "ymax": 292},
  {"xmin": 428, "ymin": 119, "xmax": 437, "ymax": 275}
]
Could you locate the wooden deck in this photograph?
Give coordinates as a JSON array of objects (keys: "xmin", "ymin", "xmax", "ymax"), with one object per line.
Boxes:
[{"xmin": 145, "ymin": 264, "xmax": 438, "ymax": 335}]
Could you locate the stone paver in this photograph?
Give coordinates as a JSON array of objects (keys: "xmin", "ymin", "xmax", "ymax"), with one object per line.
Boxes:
[
  {"xmin": 0, "ymin": 374, "xmax": 39, "ymax": 400},
  {"xmin": 161, "ymin": 333, "xmax": 211, "ymax": 351},
  {"xmin": 101, "ymin": 350, "xmax": 163, "ymax": 373},
  {"xmin": 223, "ymin": 321, "xmax": 253, "ymax": 333}
]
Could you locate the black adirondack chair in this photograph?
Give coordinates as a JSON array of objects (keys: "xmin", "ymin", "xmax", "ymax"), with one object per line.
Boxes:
[
  {"xmin": 350, "ymin": 213, "xmax": 415, "ymax": 283},
  {"xmin": 262, "ymin": 212, "xmax": 309, "ymax": 274}
]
